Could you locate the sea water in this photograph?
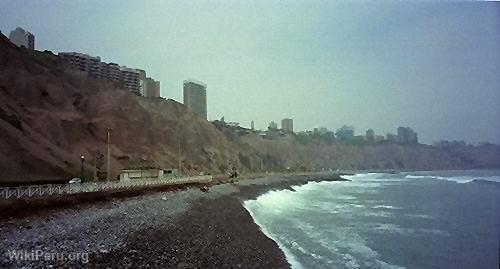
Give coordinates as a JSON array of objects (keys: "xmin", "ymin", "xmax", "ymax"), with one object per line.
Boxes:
[{"xmin": 243, "ymin": 170, "xmax": 500, "ymax": 269}]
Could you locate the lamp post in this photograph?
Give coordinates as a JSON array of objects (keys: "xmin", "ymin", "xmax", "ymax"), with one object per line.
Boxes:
[
  {"xmin": 178, "ymin": 132, "xmax": 181, "ymax": 176},
  {"xmin": 107, "ymin": 128, "xmax": 111, "ymax": 181},
  {"xmin": 80, "ymin": 155, "xmax": 85, "ymax": 181}
]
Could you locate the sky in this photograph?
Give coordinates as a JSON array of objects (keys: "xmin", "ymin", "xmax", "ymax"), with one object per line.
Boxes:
[{"xmin": 1, "ymin": 0, "xmax": 499, "ymax": 144}]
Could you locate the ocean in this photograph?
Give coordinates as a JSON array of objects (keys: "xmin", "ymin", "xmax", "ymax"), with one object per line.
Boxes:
[{"xmin": 243, "ymin": 170, "xmax": 500, "ymax": 269}]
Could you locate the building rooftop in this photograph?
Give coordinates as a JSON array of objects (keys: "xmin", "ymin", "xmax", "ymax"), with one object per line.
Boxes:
[
  {"xmin": 183, "ymin": 79, "xmax": 207, "ymax": 88},
  {"xmin": 12, "ymin": 27, "xmax": 33, "ymax": 36},
  {"xmin": 58, "ymin": 52, "xmax": 101, "ymax": 61}
]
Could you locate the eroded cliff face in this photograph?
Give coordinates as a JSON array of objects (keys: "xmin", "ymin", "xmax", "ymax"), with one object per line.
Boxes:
[
  {"xmin": 232, "ymin": 132, "xmax": 499, "ymax": 172},
  {"xmin": 0, "ymin": 34, "xmax": 239, "ymax": 182},
  {"xmin": 1, "ymin": 34, "xmax": 498, "ymax": 183}
]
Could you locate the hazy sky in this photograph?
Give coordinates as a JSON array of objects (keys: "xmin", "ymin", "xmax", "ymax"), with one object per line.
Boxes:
[{"xmin": 1, "ymin": 0, "xmax": 499, "ymax": 144}]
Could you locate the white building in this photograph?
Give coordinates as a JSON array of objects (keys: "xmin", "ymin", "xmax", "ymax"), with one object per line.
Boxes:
[
  {"xmin": 119, "ymin": 168, "xmax": 164, "ymax": 182},
  {"xmin": 9, "ymin": 27, "xmax": 34, "ymax": 50}
]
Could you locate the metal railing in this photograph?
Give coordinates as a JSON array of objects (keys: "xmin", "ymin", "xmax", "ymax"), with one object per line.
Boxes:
[{"xmin": 0, "ymin": 175, "xmax": 212, "ymax": 199}]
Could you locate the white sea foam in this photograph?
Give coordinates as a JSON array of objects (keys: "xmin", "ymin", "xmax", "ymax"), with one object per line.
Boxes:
[
  {"xmin": 404, "ymin": 174, "xmax": 500, "ymax": 184},
  {"xmin": 243, "ymin": 177, "xmax": 412, "ymax": 269},
  {"xmin": 242, "ymin": 171, "xmax": 500, "ymax": 268},
  {"xmin": 405, "ymin": 213, "xmax": 433, "ymax": 219},
  {"xmin": 341, "ymin": 253, "xmax": 361, "ymax": 269},
  {"xmin": 345, "ymin": 241, "xmax": 379, "ymax": 258},
  {"xmin": 243, "ymin": 200, "xmax": 305, "ymax": 269},
  {"xmin": 372, "ymin": 205, "xmax": 402, "ymax": 210},
  {"xmin": 372, "ymin": 223, "xmax": 448, "ymax": 236},
  {"xmin": 375, "ymin": 260, "xmax": 407, "ymax": 269},
  {"xmin": 342, "ymin": 173, "xmax": 382, "ymax": 181},
  {"xmin": 364, "ymin": 211, "xmax": 393, "ymax": 217}
]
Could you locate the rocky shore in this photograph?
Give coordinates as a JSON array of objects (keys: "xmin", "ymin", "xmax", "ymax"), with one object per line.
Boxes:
[{"xmin": 0, "ymin": 173, "xmax": 348, "ymax": 268}]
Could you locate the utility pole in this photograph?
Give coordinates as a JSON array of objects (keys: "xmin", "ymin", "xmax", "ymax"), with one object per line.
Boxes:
[
  {"xmin": 178, "ymin": 130, "xmax": 181, "ymax": 176},
  {"xmin": 107, "ymin": 128, "xmax": 111, "ymax": 181},
  {"xmin": 93, "ymin": 149, "xmax": 97, "ymax": 180},
  {"xmin": 80, "ymin": 155, "xmax": 85, "ymax": 181}
]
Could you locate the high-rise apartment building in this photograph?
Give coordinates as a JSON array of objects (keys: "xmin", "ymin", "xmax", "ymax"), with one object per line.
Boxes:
[
  {"xmin": 59, "ymin": 52, "xmax": 153, "ymax": 96},
  {"xmin": 183, "ymin": 79, "xmax": 207, "ymax": 119},
  {"xmin": 120, "ymin": 67, "xmax": 142, "ymax": 95},
  {"xmin": 101, "ymin": 63, "xmax": 121, "ymax": 82},
  {"xmin": 59, "ymin": 52, "xmax": 101, "ymax": 76},
  {"xmin": 281, "ymin": 118, "xmax": 294, "ymax": 133},
  {"xmin": 9, "ymin": 27, "xmax": 34, "ymax": 50},
  {"xmin": 145, "ymin": 77, "xmax": 160, "ymax": 98},
  {"xmin": 397, "ymin": 127, "xmax": 418, "ymax": 144},
  {"xmin": 136, "ymin": 69, "xmax": 146, "ymax": 96}
]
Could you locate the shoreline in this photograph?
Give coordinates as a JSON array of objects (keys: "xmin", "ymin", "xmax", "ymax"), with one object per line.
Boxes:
[
  {"xmin": 85, "ymin": 173, "xmax": 349, "ymax": 268},
  {"xmin": 0, "ymin": 171, "xmax": 348, "ymax": 220},
  {"xmin": 0, "ymin": 173, "xmax": 348, "ymax": 268}
]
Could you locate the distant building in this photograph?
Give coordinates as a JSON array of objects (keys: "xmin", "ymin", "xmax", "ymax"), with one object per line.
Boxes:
[
  {"xmin": 59, "ymin": 52, "xmax": 101, "ymax": 75},
  {"xmin": 59, "ymin": 52, "xmax": 154, "ymax": 96},
  {"xmin": 119, "ymin": 168, "xmax": 164, "ymax": 182},
  {"xmin": 269, "ymin": 121, "xmax": 278, "ymax": 129},
  {"xmin": 120, "ymin": 67, "xmax": 142, "ymax": 95},
  {"xmin": 313, "ymin": 127, "xmax": 319, "ymax": 134},
  {"xmin": 366, "ymin": 129, "xmax": 375, "ymax": 142},
  {"xmin": 318, "ymin": 127, "xmax": 328, "ymax": 135},
  {"xmin": 281, "ymin": 118, "xmax": 293, "ymax": 133},
  {"xmin": 136, "ymin": 69, "xmax": 147, "ymax": 96},
  {"xmin": 101, "ymin": 62, "xmax": 121, "ymax": 82},
  {"xmin": 298, "ymin": 130, "xmax": 313, "ymax": 136},
  {"xmin": 397, "ymin": 127, "xmax": 418, "ymax": 144},
  {"xmin": 145, "ymin": 77, "xmax": 160, "ymax": 98},
  {"xmin": 335, "ymin": 125, "xmax": 354, "ymax": 141},
  {"xmin": 183, "ymin": 79, "xmax": 207, "ymax": 119},
  {"xmin": 251, "ymin": 120, "xmax": 255, "ymax": 130},
  {"xmin": 375, "ymin": 135, "xmax": 385, "ymax": 142},
  {"xmin": 9, "ymin": 27, "xmax": 34, "ymax": 50},
  {"xmin": 386, "ymin": 133, "xmax": 398, "ymax": 142}
]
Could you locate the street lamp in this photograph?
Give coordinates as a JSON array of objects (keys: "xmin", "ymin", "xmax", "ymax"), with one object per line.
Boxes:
[
  {"xmin": 107, "ymin": 128, "xmax": 111, "ymax": 181},
  {"xmin": 80, "ymin": 155, "xmax": 85, "ymax": 181}
]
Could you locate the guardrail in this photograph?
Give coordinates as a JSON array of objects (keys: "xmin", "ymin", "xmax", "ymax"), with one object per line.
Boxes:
[{"xmin": 0, "ymin": 175, "xmax": 212, "ymax": 199}]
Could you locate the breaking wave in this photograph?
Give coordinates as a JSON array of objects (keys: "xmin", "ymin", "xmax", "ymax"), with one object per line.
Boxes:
[
  {"xmin": 243, "ymin": 170, "xmax": 499, "ymax": 268},
  {"xmin": 404, "ymin": 174, "xmax": 500, "ymax": 184}
]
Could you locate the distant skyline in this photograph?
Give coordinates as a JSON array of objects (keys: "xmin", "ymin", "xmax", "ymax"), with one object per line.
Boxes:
[{"xmin": 1, "ymin": 1, "xmax": 499, "ymax": 144}]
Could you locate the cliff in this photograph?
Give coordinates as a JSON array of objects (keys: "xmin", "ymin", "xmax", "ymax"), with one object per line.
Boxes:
[{"xmin": 0, "ymin": 34, "xmax": 498, "ymax": 183}]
